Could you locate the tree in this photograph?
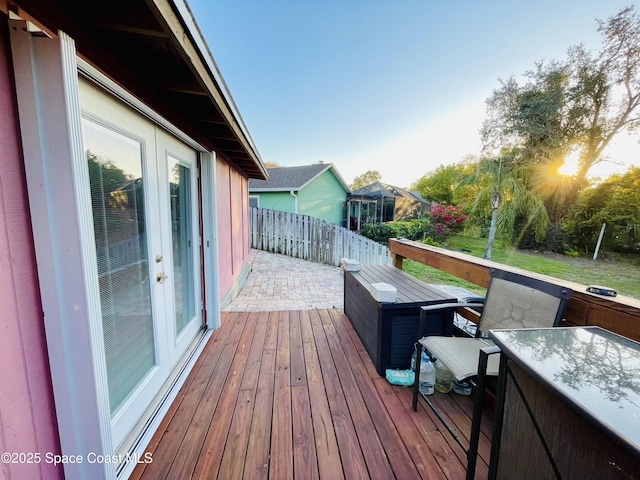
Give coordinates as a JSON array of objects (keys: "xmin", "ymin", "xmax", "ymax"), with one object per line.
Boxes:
[
  {"xmin": 350, "ymin": 170, "xmax": 381, "ymax": 190},
  {"xmin": 411, "ymin": 160, "xmax": 476, "ymax": 204},
  {"xmin": 480, "ymin": 6, "xmax": 640, "ymax": 250},
  {"xmin": 484, "ymin": 6, "xmax": 640, "ymax": 182},
  {"xmin": 568, "ymin": 7, "xmax": 640, "ymax": 181},
  {"xmin": 563, "ymin": 166, "xmax": 640, "ymax": 253}
]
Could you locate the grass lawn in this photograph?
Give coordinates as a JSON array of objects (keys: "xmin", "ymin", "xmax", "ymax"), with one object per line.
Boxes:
[{"xmin": 402, "ymin": 235, "xmax": 640, "ymax": 300}]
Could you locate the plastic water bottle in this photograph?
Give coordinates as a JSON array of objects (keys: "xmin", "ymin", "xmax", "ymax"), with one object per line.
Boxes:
[
  {"xmin": 434, "ymin": 359, "xmax": 453, "ymax": 393},
  {"xmin": 419, "ymin": 352, "xmax": 436, "ymax": 395},
  {"xmin": 453, "ymin": 378, "xmax": 472, "ymax": 395}
]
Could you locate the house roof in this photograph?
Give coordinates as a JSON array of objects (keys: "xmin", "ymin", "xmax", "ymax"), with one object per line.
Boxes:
[
  {"xmin": 249, "ymin": 163, "xmax": 351, "ymax": 193},
  {"xmin": 13, "ymin": 0, "xmax": 267, "ymax": 180},
  {"xmin": 351, "ymin": 182, "xmax": 428, "ymax": 202}
]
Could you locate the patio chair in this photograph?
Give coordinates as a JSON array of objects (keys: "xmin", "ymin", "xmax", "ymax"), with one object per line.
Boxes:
[{"xmin": 411, "ymin": 267, "xmax": 573, "ymax": 478}]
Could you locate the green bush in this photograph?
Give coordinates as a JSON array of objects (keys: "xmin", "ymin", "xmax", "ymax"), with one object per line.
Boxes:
[
  {"xmin": 562, "ymin": 167, "xmax": 640, "ymax": 254},
  {"xmin": 360, "ymin": 219, "xmax": 433, "ymax": 244},
  {"xmin": 360, "ymin": 203, "xmax": 470, "ymax": 244}
]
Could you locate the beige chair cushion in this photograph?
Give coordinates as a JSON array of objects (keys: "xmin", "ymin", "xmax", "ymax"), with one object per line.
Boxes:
[{"xmin": 420, "ymin": 336, "xmax": 500, "ymax": 381}]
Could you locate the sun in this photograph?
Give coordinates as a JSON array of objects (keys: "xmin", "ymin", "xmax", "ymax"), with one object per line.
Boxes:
[{"xmin": 558, "ymin": 151, "xmax": 580, "ymax": 176}]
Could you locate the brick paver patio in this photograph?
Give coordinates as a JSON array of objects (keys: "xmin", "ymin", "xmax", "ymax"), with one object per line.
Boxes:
[{"xmin": 223, "ymin": 250, "xmax": 344, "ymax": 311}]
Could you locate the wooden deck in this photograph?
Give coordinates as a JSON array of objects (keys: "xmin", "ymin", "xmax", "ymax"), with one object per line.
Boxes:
[{"xmin": 131, "ymin": 309, "xmax": 493, "ymax": 480}]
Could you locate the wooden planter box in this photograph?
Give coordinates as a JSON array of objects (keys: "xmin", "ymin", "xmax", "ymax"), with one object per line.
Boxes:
[{"xmin": 344, "ymin": 264, "xmax": 456, "ymax": 376}]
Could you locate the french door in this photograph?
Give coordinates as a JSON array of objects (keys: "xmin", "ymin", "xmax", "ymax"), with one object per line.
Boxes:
[{"xmin": 79, "ymin": 80, "xmax": 202, "ymax": 448}]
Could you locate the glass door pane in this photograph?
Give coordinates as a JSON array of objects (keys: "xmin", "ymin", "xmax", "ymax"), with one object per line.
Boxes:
[
  {"xmin": 83, "ymin": 120, "xmax": 156, "ymax": 414},
  {"xmin": 168, "ymin": 156, "xmax": 195, "ymax": 336},
  {"xmin": 80, "ymin": 79, "xmax": 203, "ymax": 451}
]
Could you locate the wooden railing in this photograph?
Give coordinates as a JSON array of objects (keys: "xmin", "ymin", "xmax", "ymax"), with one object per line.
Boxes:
[
  {"xmin": 389, "ymin": 238, "xmax": 640, "ymax": 342},
  {"xmin": 250, "ymin": 208, "xmax": 392, "ymax": 267}
]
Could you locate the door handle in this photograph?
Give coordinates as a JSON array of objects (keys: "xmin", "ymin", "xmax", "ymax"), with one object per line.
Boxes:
[{"xmin": 156, "ymin": 272, "xmax": 168, "ymax": 284}]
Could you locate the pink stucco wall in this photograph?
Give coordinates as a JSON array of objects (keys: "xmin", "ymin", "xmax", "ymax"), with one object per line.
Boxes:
[
  {"xmin": 216, "ymin": 156, "xmax": 251, "ymax": 302},
  {"xmin": 0, "ymin": 18, "xmax": 62, "ymax": 480}
]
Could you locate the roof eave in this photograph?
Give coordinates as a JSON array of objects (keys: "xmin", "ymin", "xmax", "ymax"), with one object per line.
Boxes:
[
  {"xmin": 297, "ymin": 164, "xmax": 351, "ymax": 193},
  {"xmin": 10, "ymin": 0, "xmax": 268, "ymax": 180},
  {"xmin": 169, "ymin": 0, "xmax": 267, "ymax": 180}
]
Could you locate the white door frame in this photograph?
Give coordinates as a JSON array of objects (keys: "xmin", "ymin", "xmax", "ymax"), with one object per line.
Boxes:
[
  {"xmin": 10, "ymin": 23, "xmax": 220, "ymax": 479},
  {"xmin": 79, "ymin": 85, "xmax": 206, "ymax": 448}
]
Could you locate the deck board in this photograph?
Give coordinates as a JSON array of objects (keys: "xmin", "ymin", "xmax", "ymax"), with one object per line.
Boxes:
[
  {"xmin": 133, "ymin": 309, "xmax": 491, "ymax": 480},
  {"xmin": 289, "ymin": 311, "xmax": 319, "ymax": 480},
  {"xmin": 319, "ymin": 309, "xmax": 395, "ymax": 480},
  {"xmin": 216, "ymin": 312, "xmax": 267, "ymax": 480},
  {"xmin": 138, "ymin": 311, "xmax": 244, "ymax": 480},
  {"xmin": 299, "ymin": 310, "xmax": 344, "ymax": 480},
  {"xmin": 270, "ymin": 311, "xmax": 294, "ymax": 480},
  {"xmin": 242, "ymin": 311, "xmax": 278, "ymax": 479},
  {"xmin": 181, "ymin": 311, "xmax": 258, "ymax": 480},
  {"xmin": 309, "ymin": 309, "xmax": 370, "ymax": 479},
  {"xmin": 329, "ymin": 309, "xmax": 422, "ymax": 479}
]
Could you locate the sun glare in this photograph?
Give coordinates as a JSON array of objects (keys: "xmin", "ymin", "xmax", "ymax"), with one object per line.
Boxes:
[{"xmin": 558, "ymin": 151, "xmax": 580, "ymax": 176}]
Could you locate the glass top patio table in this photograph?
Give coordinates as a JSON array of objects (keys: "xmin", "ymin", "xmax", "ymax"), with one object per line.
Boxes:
[{"xmin": 490, "ymin": 326, "xmax": 640, "ymax": 457}]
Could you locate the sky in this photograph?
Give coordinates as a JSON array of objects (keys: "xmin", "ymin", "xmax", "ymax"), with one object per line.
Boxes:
[{"xmin": 186, "ymin": 0, "xmax": 640, "ymax": 188}]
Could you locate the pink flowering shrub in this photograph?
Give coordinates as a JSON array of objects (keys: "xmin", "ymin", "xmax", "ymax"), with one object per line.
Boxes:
[
  {"xmin": 428, "ymin": 203, "xmax": 468, "ymax": 240},
  {"xmin": 359, "ymin": 204, "xmax": 469, "ymax": 245}
]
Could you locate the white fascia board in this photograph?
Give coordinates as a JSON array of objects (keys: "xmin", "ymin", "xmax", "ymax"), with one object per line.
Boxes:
[
  {"xmin": 249, "ymin": 188, "xmax": 301, "ymax": 193},
  {"xmin": 169, "ymin": 0, "xmax": 263, "ymax": 164}
]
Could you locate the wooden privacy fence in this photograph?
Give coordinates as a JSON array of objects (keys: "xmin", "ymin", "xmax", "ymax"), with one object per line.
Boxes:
[{"xmin": 250, "ymin": 208, "xmax": 391, "ymax": 266}]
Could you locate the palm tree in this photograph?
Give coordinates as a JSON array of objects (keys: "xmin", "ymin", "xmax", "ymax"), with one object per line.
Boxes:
[
  {"xmin": 486, "ymin": 189, "xmax": 501, "ymax": 260},
  {"xmin": 460, "ymin": 151, "xmax": 550, "ymax": 259}
]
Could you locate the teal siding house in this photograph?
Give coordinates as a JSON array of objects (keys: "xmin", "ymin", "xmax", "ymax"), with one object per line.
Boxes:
[{"xmin": 249, "ymin": 163, "xmax": 351, "ymax": 225}]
